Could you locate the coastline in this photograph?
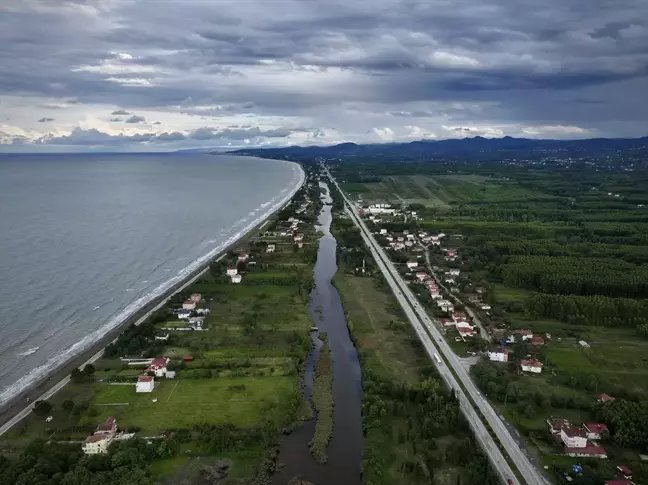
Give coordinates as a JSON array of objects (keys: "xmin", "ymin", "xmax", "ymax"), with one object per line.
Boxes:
[{"xmin": 0, "ymin": 161, "xmax": 305, "ymax": 436}]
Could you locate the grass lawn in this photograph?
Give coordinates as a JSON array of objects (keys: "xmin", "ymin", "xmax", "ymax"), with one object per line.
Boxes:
[
  {"xmin": 334, "ymin": 273, "xmax": 425, "ymax": 383},
  {"xmin": 493, "ymin": 284, "xmax": 531, "ymax": 303},
  {"xmin": 91, "ymin": 377, "xmax": 294, "ymax": 432}
]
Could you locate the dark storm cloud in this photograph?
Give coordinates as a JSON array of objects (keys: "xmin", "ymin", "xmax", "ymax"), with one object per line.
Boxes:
[{"xmin": 1, "ymin": 0, "xmax": 647, "ymax": 148}]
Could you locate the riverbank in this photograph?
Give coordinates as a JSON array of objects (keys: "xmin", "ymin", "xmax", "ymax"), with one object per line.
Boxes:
[{"xmin": 0, "ymin": 161, "xmax": 305, "ymax": 437}]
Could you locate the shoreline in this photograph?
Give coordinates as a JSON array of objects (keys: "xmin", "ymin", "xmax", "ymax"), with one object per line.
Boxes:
[{"xmin": 0, "ymin": 161, "xmax": 305, "ymax": 436}]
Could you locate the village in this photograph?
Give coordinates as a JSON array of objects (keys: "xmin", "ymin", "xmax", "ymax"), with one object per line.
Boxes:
[{"xmin": 355, "ymin": 199, "xmax": 641, "ymax": 485}]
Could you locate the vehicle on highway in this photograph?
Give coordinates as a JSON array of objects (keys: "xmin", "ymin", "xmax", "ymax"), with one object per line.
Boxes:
[{"xmin": 434, "ymin": 353, "xmax": 442, "ymax": 365}]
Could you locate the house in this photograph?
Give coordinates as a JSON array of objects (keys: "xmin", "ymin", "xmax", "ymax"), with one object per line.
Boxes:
[
  {"xmin": 294, "ymin": 233, "xmax": 304, "ymax": 242},
  {"xmin": 136, "ymin": 375, "xmax": 155, "ymax": 393},
  {"xmin": 448, "ymin": 269, "xmax": 460, "ymax": 276},
  {"xmin": 83, "ymin": 434, "xmax": 112, "ymax": 454},
  {"xmin": 508, "ymin": 329, "xmax": 533, "ymax": 343},
  {"xmin": 438, "ymin": 300, "xmax": 454, "ymax": 312},
  {"xmin": 520, "ymin": 359, "xmax": 543, "ymax": 374},
  {"xmin": 565, "ymin": 445, "xmax": 607, "ymax": 458},
  {"xmin": 440, "ymin": 318, "xmax": 454, "ymax": 327},
  {"xmin": 155, "ymin": 334, "xmax": 169, "ymax": 341},
  {"xmin": 457, "ymin": 324, "xmax": 474, "ymax": 338},
  {"xmin": 480, "ymin": 304, "xmax": 492, "ymax": 310},
  {"xmin": 82, "ymin": 417, "xmax": 118, "ymax": 454},
  {"xmin": 190, "ymin": 293, "xmax": 201, "ymax": 303},
  {"xmin": 166, "ymin": 371, "xmax": 176, "ymax": 379},
  {"xmin": 598, "ymin": 393, "xmax": 616, "ymax": 403},
  {"xmin": 231, "ymin": 274, "xmax": 242, "ymax": 283},
  {"xmin": 407, "ymin": 261, "xmax": 418, "ymax": 269},
  {"xmin": 531, "ymin": 336, "xmax": 545, "ymax": 346},
  {"xmin": 547, "ymin": 418, "xmax": 570, "ymax": 435},
  {"xmin": 226, "ymin": 267, "xmax": 238, "ymax": 276},
  {"xmin": 177, "ymin": 309, "xmax": 192, "ymax": 319},
  {"xmin": 560, "ymin": 426, "xmax": 588, "ymax": 448},
  {"xmin": 617, "ymin": 465, "xmax": 633, "ymax": 479},
  {"xmin": 182, "ymin": 300, "xmax": 196, "ymax": 310},
  {"xmin": 415, "ymin": 271, "xmax": 427, "ymax": 281},
  {"xmin": 266, "ymin": 244, "xmax": 276, "ymax": 253},
  {"xmin": 147, "ymin": 357, "xmax": 170, "ymax": 377},
  {"xmin": 238, "ymin": 252, "xmax": 249, "ymax": 261},
  {"xmin": 583, "ymin": 422, "xmax": 608, "ymax": 440},
  {"xmin": 445, "ymin": 277, "xmax": 455, "ymax": 284},
  {"xmin": 430, "ymin": 237, "xmax": 441, "ymax": 246},
  {"xmin": 452, "ymin": 311, "xmax": 468, "ymax": 323},
  {"xmin": 196, "ymin": 308, "xmax": 211, "ymax": 315},
  {"xmin": 488, "ymin": 348, "xmax": 510, "ymax": 362},
  {"xmin": 95, "ymin": 416, "xmax": 117, "ymax": 436},
  {"xmin": 379, "ymin": 228, "xmax": 387, "ymax": 235}
]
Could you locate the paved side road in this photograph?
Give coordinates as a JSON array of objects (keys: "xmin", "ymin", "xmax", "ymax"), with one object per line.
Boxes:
[
  {"xmin": 325, "ymin": 167, "xmax": 550, "ymax": 485},
  {"xmin": 423, "ymin": 248, "xmax": 490, "ymax": 341}
]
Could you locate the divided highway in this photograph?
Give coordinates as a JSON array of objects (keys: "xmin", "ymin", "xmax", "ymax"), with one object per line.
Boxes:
[{"xmin": 324, "ymin": 167, "xmax": 549, "ymax": 485}]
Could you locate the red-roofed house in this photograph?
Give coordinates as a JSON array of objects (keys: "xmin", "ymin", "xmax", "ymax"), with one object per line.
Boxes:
[
  {"xmin": 604, "ymin": 480, "xmax": 633, "ymax": 485},
  {"xmin": 148, "ymin": 357, "xmax": 170, "ymax": 377},
  {"xmin": 560, "ymin": 426, "xmax": 588, "ymax": 448},
  {"xmin": 182, "ymin": 300, "xmax": 196, "ymax": 310},
  {"xmin": 598, "ymin": 393, "xmax": 616, "ymax": 403},
  {"xmin": 488, "ymin": 348, "xmax": 510, "ymax": 362},
  {"xmin": 565, "ymin": 445, "xmax": 607, "ymax": 458},
  {"xmin": 531, "ymin": 336, "xmax": 545, "ymax": 346},
  {"xmin": 452, "ymin": 311, "xmax": 468, "ymax": 323},
  {"xmin": 457, "ymin": 324, "xmax": 474, "ymax": 338},
  {"xmin": 136, "ymin": 375, "xmax": 154, "ymax": 393},
  {"xmin": 583, "ymin": 422, "xmax": 608, "ymax": 440},
  {"xmin": 617, "ymin": 465, "xmax": 633, "ymax": 479},
  {"xmin": 95, "ymin": 416, "xmax": 117, "ymax": 436},
  {"xmin": 415, "ymin": 271, "xmax": 427, "ymax": 281},
  {"xmin": 521, "ymin": 359, "xmax": 543, "ymax": 374}
]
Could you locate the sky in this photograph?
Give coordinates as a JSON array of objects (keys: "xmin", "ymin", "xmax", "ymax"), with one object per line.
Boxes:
[{"xmin": 1, "ymin": 0, "xmax": 646, "ymax": 152}]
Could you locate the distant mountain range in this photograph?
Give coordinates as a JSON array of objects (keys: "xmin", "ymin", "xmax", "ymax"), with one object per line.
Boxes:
[{"xmin": 226, "ymin": 136, "xmax": 647, "ymax": 160}]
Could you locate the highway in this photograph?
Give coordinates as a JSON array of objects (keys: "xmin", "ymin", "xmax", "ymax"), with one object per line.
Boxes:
[{"xmin": 325, "ymin": 166, "xmax": 549, "ymax": 485}]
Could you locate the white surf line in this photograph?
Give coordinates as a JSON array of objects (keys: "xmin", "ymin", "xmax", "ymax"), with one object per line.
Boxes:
[{"xmin": 0, "ymin": 162, "xmax": 305, "ymax": 438}]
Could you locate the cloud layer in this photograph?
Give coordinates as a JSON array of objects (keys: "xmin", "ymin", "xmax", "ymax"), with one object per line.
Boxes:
[{"xmin": 1, "ymin": 0, "xmax": 646, "ymax": 151}]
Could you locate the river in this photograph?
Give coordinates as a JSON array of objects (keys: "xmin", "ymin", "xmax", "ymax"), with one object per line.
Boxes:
[{"xmin": 272, "ymin": 181, "xmax": 363, "ymax": 485}]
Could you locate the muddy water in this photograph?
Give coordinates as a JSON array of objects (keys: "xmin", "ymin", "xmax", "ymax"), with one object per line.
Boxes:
[{"xmin": 272, "ymin": 182, "xmax": 363, "ymax": 485}]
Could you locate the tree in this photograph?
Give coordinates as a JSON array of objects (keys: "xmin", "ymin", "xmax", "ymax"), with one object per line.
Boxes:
[
  {"xmin": 33, "ymin": 400, "xmax": 53, "ymax": 416},
  {"xmin": 62, "ymin": 400, "xmax": 75, "ymax": 413},
  {"xmin": 83, "ymin": 364, "xmax": 96, "ymax": 376}
]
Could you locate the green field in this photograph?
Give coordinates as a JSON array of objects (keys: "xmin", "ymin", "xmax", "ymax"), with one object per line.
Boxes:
[{"xmin": 91, "ymin": 377, "xmax": 294, "ymax": 432}]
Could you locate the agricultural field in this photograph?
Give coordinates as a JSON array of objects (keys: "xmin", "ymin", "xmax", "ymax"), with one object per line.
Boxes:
[{"xmin": 334, "ymin": 158, "xmax": 648, "ymax": 483}]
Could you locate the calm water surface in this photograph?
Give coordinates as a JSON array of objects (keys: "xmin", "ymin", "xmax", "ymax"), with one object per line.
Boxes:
[
  {"xmin": 0, "ymin": 153, "xmax": 303, "ymax": 405},
  {"xmin": 272, "ymin": 182, "xmax": 363, "ymax": 485}
]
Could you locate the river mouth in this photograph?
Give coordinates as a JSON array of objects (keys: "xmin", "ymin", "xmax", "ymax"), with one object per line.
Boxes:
[{"xmin": 271, "ymin": 182, "xmax": 363, "ymax": 485}]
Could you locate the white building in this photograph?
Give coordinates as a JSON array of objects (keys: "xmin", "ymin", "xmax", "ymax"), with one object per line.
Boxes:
[
  {"xmin": 83, "ymin": 435, "xmax": 112, "ymax": 454},
  {"xmin": 266, "ymin": 244, "xmax": 276, "ymax": 253},
  {"xmin": 407, "ymin": 261, "xmax": 418, "ymax": 269},
  {"xmin": 415, "ymin": 272, "xmax": 427, "ymax": 281},
  {"xmin": 155, "ymin": 334, "xmax": 169, "ymax": 341},
  {"xmin": 379, "ymin": 228, "xmax": 387, "ymax": 235},
  {"xmin": 521, "ymin": 359, "xmax": 543, "ymax": 373},
  {"xmin": 231, "ymin": 274, "xmax": 242, "ymax": 283},
  {"xmin": 488, "ymin": 348, "xmax": 510, "ymax": 362},
  {"xmin": 448, "ymin": 269, "xmax": 460, "ymax": 276},
  {"xmin": 136, "ymin": 376, "xmax": 155, "ymax": 393},
  {"xmin": 560, "ymin": 427, "xmax": 588, "ymax": 448},
  {"xmin": 294, "ymin": 233, "xmax": 304, "ymax": 242},
  {"xmin": 226, "ymin": 267, "xmax": 238, "ymax": 276},
  {"xmin": 147, "ymin": 358, "xmax": 169, "ymax": 377}
]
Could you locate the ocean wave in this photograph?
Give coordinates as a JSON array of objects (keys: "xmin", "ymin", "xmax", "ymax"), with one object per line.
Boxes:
[
  {"xmin": 0, "ymin": 162, "xmax": 305, "ymax": 406},
  {"xmin": 17, "ymin": 347, "xmax": 40, "ymax": 357}
]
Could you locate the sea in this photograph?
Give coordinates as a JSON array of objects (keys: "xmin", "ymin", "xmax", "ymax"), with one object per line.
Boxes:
[{"xmin": 0, "ymin": 153, "xmax": 304, "ymax": 406}]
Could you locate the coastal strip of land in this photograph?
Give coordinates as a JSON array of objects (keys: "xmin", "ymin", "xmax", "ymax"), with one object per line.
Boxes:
[{"xmin": 0, "ymin": 161, "xmax": 305, "ymax": 437}]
